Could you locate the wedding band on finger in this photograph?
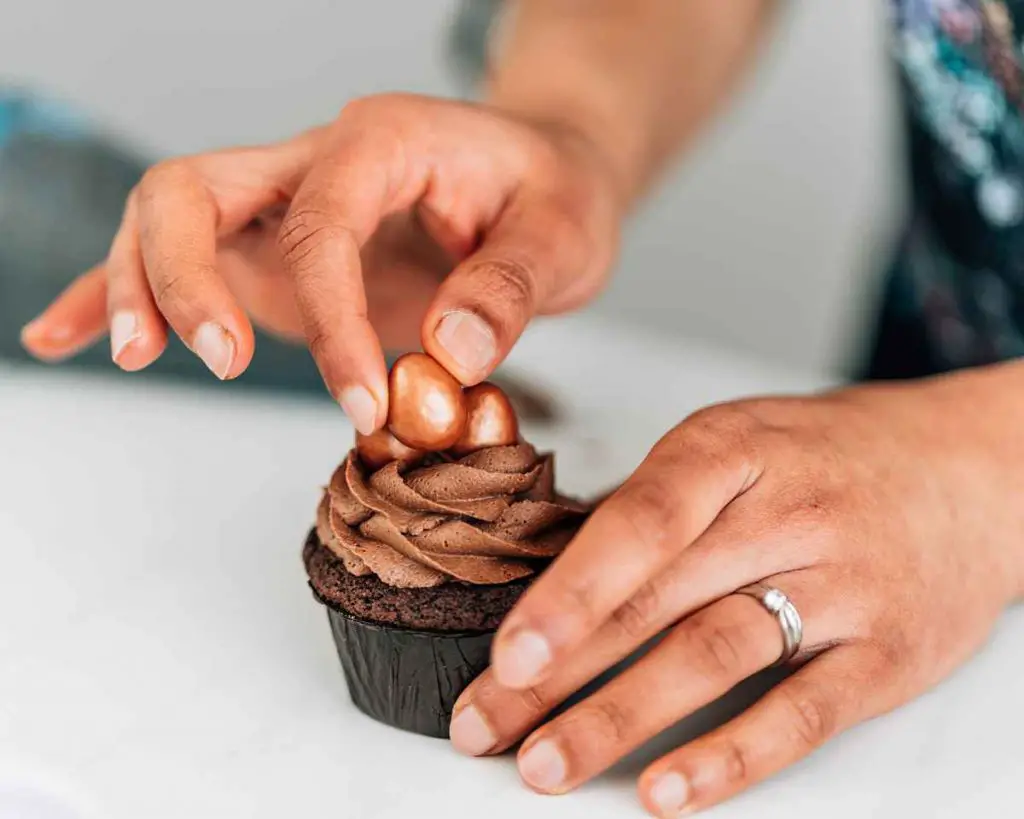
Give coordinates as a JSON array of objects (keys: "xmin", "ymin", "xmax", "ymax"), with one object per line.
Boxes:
[{"xmin": 736, "ymin": 582, "xmax": 803, "ymax": 665}]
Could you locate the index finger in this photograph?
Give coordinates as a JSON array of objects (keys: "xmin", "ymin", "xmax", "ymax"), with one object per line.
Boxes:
[
  {"xmin": 490, "ymin": 407, "xmax": 764, "ymax": 689},
  {"xmin": 277, "ymin": 94, "xmax": 530, "ymax": 433},
  {"xmin": 276, "ymin": 121, "xmax": 404, "ymax": 434}
]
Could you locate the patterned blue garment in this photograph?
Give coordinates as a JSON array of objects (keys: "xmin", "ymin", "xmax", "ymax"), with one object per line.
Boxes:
[{"xmin": 869, "ymin": 0, "xmax": 1024, "ymax": 376}]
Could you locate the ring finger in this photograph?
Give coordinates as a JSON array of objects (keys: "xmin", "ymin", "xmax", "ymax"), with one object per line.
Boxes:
[
  {"xmin": 135, "ymin": 163, "xmax": 255, "ymax": 380},
  {"xmin": 639, "ymin": 645, "xmax": 877, "ymax": 816},
  {"xmin": 512, "ymin": 572, "xmax": 834, "ymax": 796}
]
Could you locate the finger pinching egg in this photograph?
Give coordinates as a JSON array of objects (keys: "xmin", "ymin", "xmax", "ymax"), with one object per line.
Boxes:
[
  {"xmin": 387, "ymin": 353, "xmax": 469, "ymax": 450},
  {"xmin": 450, "ymin": 383, "xmax": 520, "ymax": 455}
]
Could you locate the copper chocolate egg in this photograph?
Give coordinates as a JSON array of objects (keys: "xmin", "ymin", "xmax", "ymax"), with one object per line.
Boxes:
[
  {"xmin": 355, "ymin": 428, "xmax": 425, "ymax": 471},
  {"xmin": 387, "ymin": 353, "xmax": 468, "ymax": 450},
  {"xmin": 450, "ymin": 382, "xmax": 519, "ymax": 455}
]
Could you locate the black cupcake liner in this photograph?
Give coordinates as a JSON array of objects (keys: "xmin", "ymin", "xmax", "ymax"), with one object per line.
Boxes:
[{"xmin": 324, "ymin": 606, "xmax": 494, "ymax": 739}]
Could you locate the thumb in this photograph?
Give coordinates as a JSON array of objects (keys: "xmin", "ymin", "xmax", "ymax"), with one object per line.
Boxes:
[{"xmin": 422, "ymin": 196, "xmax": 610, "ymax": 385}]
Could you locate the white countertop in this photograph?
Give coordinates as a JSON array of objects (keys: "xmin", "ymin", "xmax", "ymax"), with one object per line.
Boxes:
[{"xmin": 1, "ymin": 315, "xmax": 1021, "ymax": 819}]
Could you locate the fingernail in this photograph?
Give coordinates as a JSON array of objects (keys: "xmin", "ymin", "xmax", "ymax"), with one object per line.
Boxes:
[
  {"xmin": 649, "ymin": 772, "xmax": 691, "ymax": 817},
  {"xmin": 434, "ymin": 310, "xmax": 497, "ymax": 382},
  {"xmin": 19, "ymin": 319, "xmax": 44, "ymax": 348},
  {"xmin": 192, "ymin": 322, "xmax": 236, "ymax": 380},
  {"xmin": 519, "ymin": 739, "xmax": 567, "ymax": 793},
  {"xmin": 21, "ymin": 317, "xmax": 70, "ymax": 343},
  {"xmin": 20, "ymin": 318, "xmax": 75, "ymax": 358},
  {"xmin": 449, "ymin": 706, "xmax": 497, "ymax": 756},
  {"xmin": 110, "ymin": 311, "xmax": 141, "ymax": 364},
  {"xmin": 494, "ymin": 629, "xmax": 552, "ymax": 689},
  {"xmin": 338, "ymin": 385, "xmax": 378, "ymax": 436}
]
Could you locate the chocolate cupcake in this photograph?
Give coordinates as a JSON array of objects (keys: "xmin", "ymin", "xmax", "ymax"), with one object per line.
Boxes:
[{"xmin": 304, "ymin": 357, "xmax": 588, "ymax": 738}]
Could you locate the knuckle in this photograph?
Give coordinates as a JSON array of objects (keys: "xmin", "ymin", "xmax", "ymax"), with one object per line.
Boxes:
[
  {"xmin": 151, "ymin": 269, "xmax": 191, "ymax": 308},
  {"xmin": 861, "ymin": 638, "xmax": 907, "ymax": 689},
  {"xmin": 139, "ymin": 158, "xmax": 195, "ymax": 195},
  {"xmin": 613, "ymin": 481, "xmax": 678, "ymax": 556},
  {"xmin": 304, "ymin": 324, "xmax": 334, "ymax": 363},
  {"xmin": 556, "ymin": 580, "xmax": 599, "ymax": 631},
  {"xmin": 277, "ymin": 209, "xmax": 355, "ymax": 273},
  {"xmin": 718, "ymin": 740, "xmax": 751, "ymax": 786},
  {"xmin": 337, "ymin": 95, "xmax": 374, "ymax": 121},
  {"xmin": 469, "ymin": 683, "xmax": 551, "ymax": 747},
  {"xmin": 569, "ymin": 698, "xmax": 632, "ymax": 746},
  {"xmin": 687, "ymin": 402, "xmax": 758, "ymax": 435},
  {"xmin": 609, "ymin": 580, "xmax": 661, "ymax": 641},
  {"xmin": 781, "ymin": 484, "xmax": 835, "ymax": 523},
  {"xmin": 337, "ymin": 92, "xmax": 409, "ymax": 122},
  {"xmin": 783, "ymin": 492, "xmax": 842, "ymax": 542},
  {"xmin": 779, "ymin": 682, "xmax": 834, "ymax": 749},
  {"xmin": 473, "ymin": 258, "xmax": 538, "ymax": 319},
  {"xmin": 515, "ymin": 684, "xmax": 549, "ymax": 720},
  {"xmin": 670, "ymin": 404, "xmax": 762, "ymax": 484},
  {"xmin": 684, "ymin": 404, "xmax": 759, "ymax": 456},
  {"xmin": 865, "ymin": 626, "xmax": 913, "ymax": 673},
  {"xmin": 150, "ymin": 264, "xmax": 217, "ymax": 323},
  {"xmin": 685, "ymin": 618, "xmax": 748, "ymax": 679}
]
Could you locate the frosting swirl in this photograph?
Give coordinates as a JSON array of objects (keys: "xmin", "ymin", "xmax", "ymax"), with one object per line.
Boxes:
[{"xmin": 316, "ymin": 443, "xmax": 588, "ymax": 588}]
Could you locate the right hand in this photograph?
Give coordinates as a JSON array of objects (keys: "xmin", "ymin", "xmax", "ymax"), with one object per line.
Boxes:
[{"xmin": 20, "ymin": 93, "xmax": 624, "ymax": 433}]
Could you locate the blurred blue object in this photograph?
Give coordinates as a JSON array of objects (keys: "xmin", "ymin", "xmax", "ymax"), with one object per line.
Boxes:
[
  {"xmin": 0, "ymin": 86, "xmax": 325, "ymax": 395},
  {"xmin": 0, "ymin": 88, "xmax": 142, "ymax": 293},
  {"xmin": 0, "ymin": 89, "xmax": 92, "ymax": 143}
]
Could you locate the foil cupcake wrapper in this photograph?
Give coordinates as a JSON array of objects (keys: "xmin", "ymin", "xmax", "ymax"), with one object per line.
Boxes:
[{"xmin": 324, "ymin": 606, "xmax": 494, "ymax": 739}]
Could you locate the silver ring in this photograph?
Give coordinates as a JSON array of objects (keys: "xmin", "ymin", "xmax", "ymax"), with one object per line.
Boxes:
[{"xmin": 736, "ymin": 582, "xmax": 803, "ymax": 665}]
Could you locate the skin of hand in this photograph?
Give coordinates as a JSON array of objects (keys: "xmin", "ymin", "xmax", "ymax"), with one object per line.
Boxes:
[
  {"xmin": 450, "ymin": 361, "xmax": 1024, "ymax": 816},
  {"xmin": 19, "ymin": 96, "xmax": 623, "ymax": 434},
  {"xmin": 19, "ymin": 0, "xmax": 775, "ymax": 435}
]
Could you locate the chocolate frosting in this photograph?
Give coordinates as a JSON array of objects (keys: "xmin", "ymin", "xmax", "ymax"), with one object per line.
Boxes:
[{"xmin": 316, "ymin": 443, "xmax": 588, "ymax": 588}]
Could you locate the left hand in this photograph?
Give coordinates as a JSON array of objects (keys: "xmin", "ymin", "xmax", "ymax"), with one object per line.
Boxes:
[{"xmin": 450, "ymin": 363, "xmax": 1024, "ymax": 816}]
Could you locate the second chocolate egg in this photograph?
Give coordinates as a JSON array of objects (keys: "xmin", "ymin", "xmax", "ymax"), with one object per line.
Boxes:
[
  {"xmin": 388, "ymin": 353, "xmax": 468, "ymax": 450},
  {"xmin": 450, "ymin": 382, "xmax": 519, "ymax": 455},
  {"xmin": 355, "ymin": 428, "xmax": 425, "ymax": 471}
]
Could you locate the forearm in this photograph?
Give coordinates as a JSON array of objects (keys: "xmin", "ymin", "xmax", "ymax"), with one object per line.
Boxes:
[
  {"xmin": 881, "ymin": 358, "xmax": 1024, "ymax": 602},
  {"xmin": 485, "ymin": 0, "xmax": 778, "ymax": 206},
  {"xmin": 955, "ymin": 359, "xmax": 1024, "ymax": 601}
]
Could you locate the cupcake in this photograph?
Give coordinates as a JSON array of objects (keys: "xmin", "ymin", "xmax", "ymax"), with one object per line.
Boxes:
[{"xmin": 303, "ymin": 354, "xmax": 588, "ymax": 738}]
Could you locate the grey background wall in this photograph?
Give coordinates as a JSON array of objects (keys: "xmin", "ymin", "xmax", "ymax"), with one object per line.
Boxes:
[{"xmin": 2, "ymin": 0, "xmax": 904, "ymax": 374}]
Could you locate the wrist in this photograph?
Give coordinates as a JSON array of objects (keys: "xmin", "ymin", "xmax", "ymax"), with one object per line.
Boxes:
[
  {"xmin": 482, "ymin": 0, "xmax": 777, "ymax": 211},
  {"xmin": 924, "ymin": 361, "xmax": 1024, "ymax": 601},
  {"xmin": 490, "ymin": 100, "xmax": 641, "ymax": 220},
  {"xmin": 485, "ymin": 86, "xmax": 650, "ymax": 212},
  {"xmin": 481, "ymin": 1, "xmax": 666, "ymax": 209}
]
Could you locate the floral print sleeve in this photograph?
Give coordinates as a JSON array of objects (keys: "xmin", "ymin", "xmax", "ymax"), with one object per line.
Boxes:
[{"xmin": 868, "ymin": 0, "xmax": 1024, "ymax": 377}]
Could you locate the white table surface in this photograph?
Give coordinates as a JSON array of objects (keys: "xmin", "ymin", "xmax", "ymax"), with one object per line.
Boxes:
[{"xmin": 1, "ymin": 315, "xmax": 1022, "ymax": 819}]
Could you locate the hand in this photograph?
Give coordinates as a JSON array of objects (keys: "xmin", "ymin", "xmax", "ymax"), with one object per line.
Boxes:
[
  {"xmin": 19, "ymin": 94, "xmax": 622, "ymax": 433},
  {"xmin": 450, "ymin": 364, "xmax": 1024, "ymax": 815}
]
